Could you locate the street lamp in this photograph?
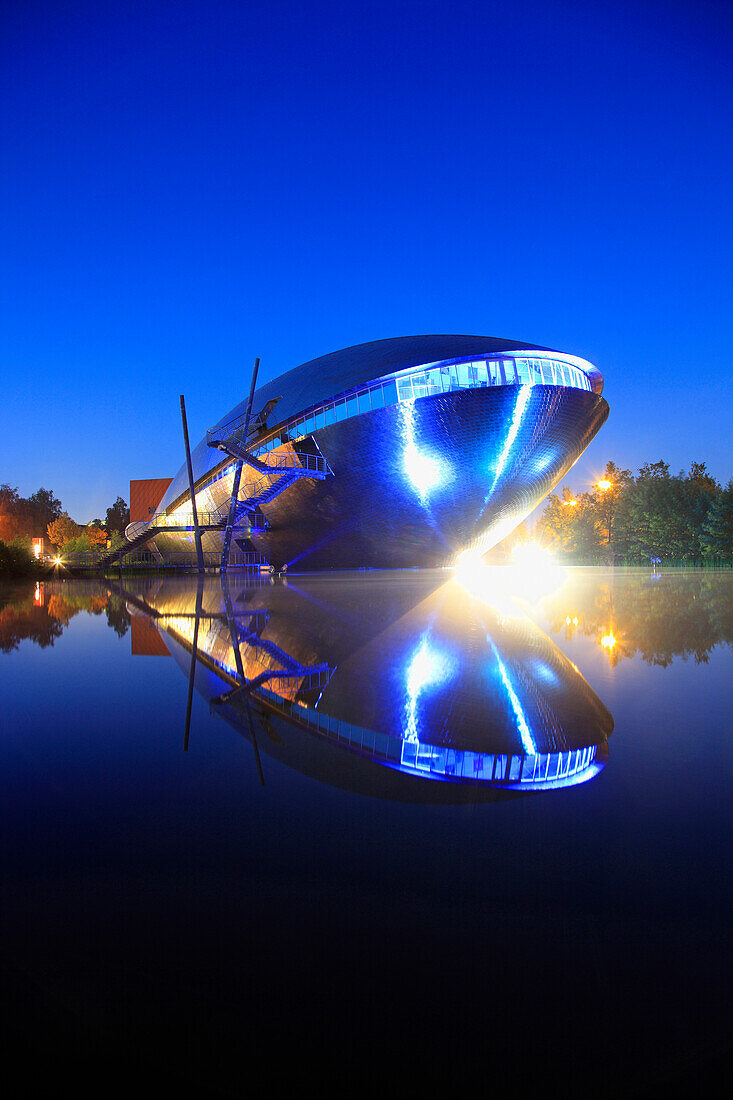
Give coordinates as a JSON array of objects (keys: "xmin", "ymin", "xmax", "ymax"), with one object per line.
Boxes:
[{"xmin": 597, "ymin": 479, "xmax": 612, "ymax": 491}]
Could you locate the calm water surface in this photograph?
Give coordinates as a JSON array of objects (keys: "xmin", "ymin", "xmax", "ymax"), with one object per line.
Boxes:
[{"xmin": 1, "ymin": 567, "xmax": 731, "ymax": 1089}]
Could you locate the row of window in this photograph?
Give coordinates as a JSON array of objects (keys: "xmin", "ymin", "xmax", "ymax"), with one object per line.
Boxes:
[
  {"xmin": 400, "ymin": 741, "xmax": 598, "ymax": 782},
  {"xmin": 251, "ymin": 356, "xmax": 592, "ymax": 456},
  {"xmin": 255, "ymin": 683, "xmax": 598, "ymax": 785}
]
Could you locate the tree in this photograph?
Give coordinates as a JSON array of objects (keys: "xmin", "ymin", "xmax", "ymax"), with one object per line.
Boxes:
[
  {"xmin": 47, "ymin": 512, "xmax": 81, "ymax": 549},
  {"xmin": 105, "ymin": 496, "xmax": 130, "ymax": 535},
  {"xmin": 590, "ymin": 461, "xmax": 634, "ymax": 557},
  {"xmin": 0, "ymin": 488, "xmax": 21, "ymax": 543},
  {"xmin": 682, "ymin": 462, "xmax": 720, "ymax": 563},
  {"xmin": 86, "ymin": 524, "xmax": 108, "ymax": 548},
  {"xmin": 535, "ymin": 486, "xmax": 603, "ymax": 558},
  {"xmin": 0, "ymin": 484, "xmax": 63, "ymax": 542},
  {"xmin": 701, "ymin": 480, "xmax": 733, "ymax": 559},
  {"xmin": 27, "ymin": 488, "xmax": 62, "ymax": 531}
]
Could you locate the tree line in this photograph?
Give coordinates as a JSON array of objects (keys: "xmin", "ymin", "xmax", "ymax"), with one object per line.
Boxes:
[
  {"xmin": 534, "ymin": 460, "xmax": 733, "ymax": 564},
  {"xmin": 0, "ymin": 484, "xmax": 130, "ymax": 573}
]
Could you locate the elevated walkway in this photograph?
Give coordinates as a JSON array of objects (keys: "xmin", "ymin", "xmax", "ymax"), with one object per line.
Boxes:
[
  {"xmin": 207, "ymin": 422, "xmax": 332, "ymax": 570},
  {"xmin": 101, "ymin": 453, "xmax": 329, "ymax": 568}
]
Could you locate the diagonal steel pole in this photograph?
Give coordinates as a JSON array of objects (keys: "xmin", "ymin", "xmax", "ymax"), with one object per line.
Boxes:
[
  {"xmin": 180, "ymin": 394, "xmax": 205, "ymax": 573},
  {"xmin": 221, "ymin": 357, "xmax": 260, "ymax": 572}
]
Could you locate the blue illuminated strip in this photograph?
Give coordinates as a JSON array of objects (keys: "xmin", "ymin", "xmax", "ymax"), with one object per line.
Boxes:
[
  {"xmin": 253, "ymin": 686, "xmax": 601, "ymax": 790},
  {"xmin": 494, "ymin": 654, "xmax": 535, "ymax": 755},
  {"xmin": 250, "ymin": 353, "xmax": 592, "ymax": 458},
  {"xmin": 491, "ymin": 384, "xmax": 532, "ymax": 491}
]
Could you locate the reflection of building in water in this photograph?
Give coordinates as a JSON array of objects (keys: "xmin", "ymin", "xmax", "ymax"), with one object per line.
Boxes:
[{"xmin": 120, "ymin": 573, "xmax": 613, "ymax": 799}]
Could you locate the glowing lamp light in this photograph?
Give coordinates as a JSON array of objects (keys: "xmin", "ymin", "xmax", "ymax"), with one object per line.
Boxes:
[
  {"xmin": 601, "ymin": 633, "xmax": 616, "ymax": 649},
  {"xmin": 563, "ymin": 499, "xmax": 578, "ymax": 507},
  {"xmin": 597, "ymin": 479, "xmax": 612, "ymax": 491},
  {"xmin": 54, "ymin": 557, "xmax": 62, "ymax": 565}
]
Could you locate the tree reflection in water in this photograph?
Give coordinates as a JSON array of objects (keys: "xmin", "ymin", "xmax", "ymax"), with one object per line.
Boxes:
[
  {"xmin": 0, "ymin": 580, "xmax": 130, "ymax": 652},
  {"xmin": 537, "ymin": 569, "xmax": 733, "ymax": 667}
]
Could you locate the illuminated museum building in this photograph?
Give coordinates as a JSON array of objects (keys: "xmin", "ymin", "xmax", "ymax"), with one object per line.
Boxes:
[{"xmin": 128, "ymin": 335, "xmax": 609, "ymax": 569}]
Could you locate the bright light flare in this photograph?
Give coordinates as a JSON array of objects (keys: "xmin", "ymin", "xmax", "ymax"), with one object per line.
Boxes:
[
  {"xmin": 601, "ymin": 633, "xmax": 616, "ymax": 649},
  {"xmin": 597, "ymin": 479, "xmax": 612, "ymax": 491},
  {"xmin": 507, "ymin": 540, "xmax": 564, "ymax": 602},
  {"xmin": 402, "ymin": 401, "xmax": 452, "ymax": 503},
  {"xmin": 404, "ymin": 634, "xmax": 456, "ymax": 744},
  {"xmin": 404, "ymin": 445, "xmax": 447, "ymax": 498},
  {"xmin": 563, "ymin": 499, "xmax": 578, "ymax": 507},
  {"xmin": 510, "ymin": 541, "xmax": 555, "ymax": 568}
]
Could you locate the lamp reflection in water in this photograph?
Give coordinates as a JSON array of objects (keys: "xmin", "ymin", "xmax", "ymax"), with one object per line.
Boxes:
[{"xmin": 118, "ymin": 570, "xmax": 613, "ymax": 800}]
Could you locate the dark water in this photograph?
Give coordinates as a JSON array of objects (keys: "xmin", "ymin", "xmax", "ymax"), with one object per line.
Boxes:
[{"xmin": 1, "ymin": 567, "xmax": 731, "ymax": 1090}]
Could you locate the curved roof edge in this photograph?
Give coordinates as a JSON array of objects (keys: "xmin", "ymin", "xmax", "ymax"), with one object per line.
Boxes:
[
  {"xmin": 158, "ymin": 335, "xmax": 603, "ymax": 512},
  {"xmin": 214, "ymin": 334, "xmax": 603, "ymax": 437}
]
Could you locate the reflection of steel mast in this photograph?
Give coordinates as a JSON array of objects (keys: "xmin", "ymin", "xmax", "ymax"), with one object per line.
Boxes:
[{"xmin": 183, "ymin": 577, "xmax": 203, "ymax": 751}]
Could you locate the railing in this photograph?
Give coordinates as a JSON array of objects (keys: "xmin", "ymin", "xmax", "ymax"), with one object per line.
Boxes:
[
  {"xmin": 246, "ymin": 452, "xmax": 329, "ymax": 474},
  {"xmin": 144, "ymin": 506, "xmax": 270, "ymax": 530},
  {"xmin": 207, "ymin": 410, "xmax": 256, "ymax": 446},
  {"xmin": 57, "ymin": 550, "xmax": 270, "ymax": 570},
  {"xmin": 144, "ymin": 456, "xmax": 328, "ymax": 534}
]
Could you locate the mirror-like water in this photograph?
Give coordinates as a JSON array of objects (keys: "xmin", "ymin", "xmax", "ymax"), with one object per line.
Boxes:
[{"xmin": 1, "ymin": 567, "xmax": 731, "ymax": 1088}]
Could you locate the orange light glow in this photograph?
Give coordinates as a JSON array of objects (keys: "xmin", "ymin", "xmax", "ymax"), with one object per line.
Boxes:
[
  {"xmin": 601, "ymin": 633, "xmax": 616, "ymax": 649},
  {"xmin": 597, "ymin": 479, "xmax": 612, "ymax": 491}
]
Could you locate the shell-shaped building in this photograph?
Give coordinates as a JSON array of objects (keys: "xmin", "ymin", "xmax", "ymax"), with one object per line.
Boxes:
[{"xmin": 130, "ymin": 335, "xmax": 609, "ymax": 569}]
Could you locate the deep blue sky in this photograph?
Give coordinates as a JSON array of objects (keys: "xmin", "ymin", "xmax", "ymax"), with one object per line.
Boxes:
[{"xmin": 1, "ymin": 0, "xmax": 731, "ymax": 520}]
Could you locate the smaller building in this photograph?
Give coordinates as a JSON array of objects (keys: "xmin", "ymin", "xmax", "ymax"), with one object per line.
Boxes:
[{"xmin": 130, "ymin": 478, "xmax": 173, "ymax": 524}]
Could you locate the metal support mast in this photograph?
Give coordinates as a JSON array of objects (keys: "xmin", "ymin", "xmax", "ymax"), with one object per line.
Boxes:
[
  {"xmin": 220, "ymin": 357, "xmax": 260, "ymax": 572},
  {"xmin": 180, "ymin": 394, "xmax": 205, "ymax": 573}
]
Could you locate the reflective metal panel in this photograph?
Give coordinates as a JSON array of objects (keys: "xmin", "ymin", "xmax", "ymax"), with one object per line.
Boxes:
[{"xmin": 149, "ymin": 383, "xmax": 608, "ymax": 568}]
